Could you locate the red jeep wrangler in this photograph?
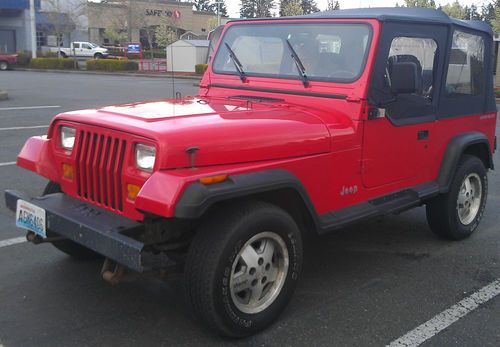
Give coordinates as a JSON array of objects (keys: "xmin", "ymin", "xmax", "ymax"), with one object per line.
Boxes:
[{"xmin": 6, "ymin": 8, "xmax": 497, "ymax": 337}]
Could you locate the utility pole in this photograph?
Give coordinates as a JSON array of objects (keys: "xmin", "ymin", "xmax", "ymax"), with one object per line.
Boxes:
[
  {"xmin": 216, "ymin": 0, "xmax": 222, "ymax": 26},
  {"xmin": 29, "ymin": 0, "xmax": 37, "ymax": 58},
  {"xmin": 127, "ymin": 0, "xmax": 133, "ymax": 42}
]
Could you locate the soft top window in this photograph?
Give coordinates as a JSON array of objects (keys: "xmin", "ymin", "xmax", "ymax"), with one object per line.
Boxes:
[{"xmin": 212, "ymin": 22, "xmax": 372, "ymax": 83}]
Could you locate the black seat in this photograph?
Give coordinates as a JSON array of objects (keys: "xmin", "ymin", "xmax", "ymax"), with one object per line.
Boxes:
[{"xmin": 388, "ymin": 54, "xmax": 423, "ymax": 94}]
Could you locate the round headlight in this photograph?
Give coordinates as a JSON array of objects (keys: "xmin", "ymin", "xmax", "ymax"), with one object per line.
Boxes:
[
  {"xmin": 135, "ymin": 143, "xmax": 156, "ymax": 172},
  {"xmin": 60, "ymin": 126, "xmax": 76, "ymax": 151}
]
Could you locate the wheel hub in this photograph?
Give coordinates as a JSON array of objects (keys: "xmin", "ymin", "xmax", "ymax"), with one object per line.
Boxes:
[
  {"xmin": 456, "ymin": 173, "xmax": 482, "ymax": 225},
  {"xmin": 229, "ymin": 231, "xmax": 289, "ymax": 314}
]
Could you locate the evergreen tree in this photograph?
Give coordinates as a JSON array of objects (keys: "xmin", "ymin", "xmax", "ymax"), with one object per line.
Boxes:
[
  {"xmin": 193, "ymin": 0, "xmax": 211, "ymax": 11},
  {"xmin": 326, "ymin": 0, "xmax": 340, "ymax": 11},
  {"xmin": 301, "ymin": 0, "xmax": 319, "ymax": 14},
  {"xmin": 280, "ymin": 0, "xmax": 303, "ymax": 16},
  {"xmin": 240, "ymin": 0, "xmax": 275, "ymax": 18},
  {"xmin": 209, "ymin": 0, "xmax": 228, "ymax": 17},
  {"xmin": 402, "ymin": 0, "xmax": 436, "ymax": 8}
]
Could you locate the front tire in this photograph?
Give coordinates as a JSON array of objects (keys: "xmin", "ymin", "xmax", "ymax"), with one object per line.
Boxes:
[
  {"xmin": 184, "ymin": 201, "xmax": 303, "ymax": 337},
  {"xmin": 0, "ymin": 61, "xmax": 8, "ymax": 71},
  {"xmin": 426, "ymin": 155, "xmax": 488, "ymax": 240},
  {"xmin": 43, "ymin": 182, "xmax": 101, "ymax": 260}
]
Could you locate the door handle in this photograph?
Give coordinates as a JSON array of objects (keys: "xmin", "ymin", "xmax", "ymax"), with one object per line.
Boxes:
[{"xmin": 417, "ymin": 130, "xmax": 429, "ymax": 140}]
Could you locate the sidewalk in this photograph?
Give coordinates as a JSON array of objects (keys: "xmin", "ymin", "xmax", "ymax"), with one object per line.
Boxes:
[{"xmin": 13, "ymin": 68, "xmax": 203, "ymax": 80}]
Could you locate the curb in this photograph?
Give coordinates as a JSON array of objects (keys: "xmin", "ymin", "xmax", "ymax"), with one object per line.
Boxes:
[
  {"xmin": 0, "ymin": 90, "xmax": 8, "ymax": 101},
  {"xmin": 13, "ymin": 68, "xmax": 202, "ymax": 80}
]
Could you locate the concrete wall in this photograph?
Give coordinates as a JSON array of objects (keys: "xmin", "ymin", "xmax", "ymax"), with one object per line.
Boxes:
[{"xmin": 0, "ymin": 10, "xmax": 34, "ymax": 52}]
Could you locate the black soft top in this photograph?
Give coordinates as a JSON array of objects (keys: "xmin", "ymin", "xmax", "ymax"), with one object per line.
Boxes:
[{"xmin": 233, "ymin": 7, "xmax": 493, "ymax": 36}]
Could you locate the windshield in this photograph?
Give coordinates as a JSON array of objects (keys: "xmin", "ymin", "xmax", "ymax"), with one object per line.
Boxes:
[
  {"xmin": 213, "ymin": 22, "xmax": 372, "ymax": 83},
  {"xmin": 88, "ymin": 43, "xmax": 98, "ymax": 48}
]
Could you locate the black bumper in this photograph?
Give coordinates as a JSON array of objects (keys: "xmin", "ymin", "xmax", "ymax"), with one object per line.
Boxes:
[{"xmin": 5, "ymin": 190, "xmax": 174, "ymax": 272}]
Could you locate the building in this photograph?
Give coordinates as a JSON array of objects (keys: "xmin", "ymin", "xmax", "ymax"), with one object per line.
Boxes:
[
  {"xmin": 87, "ymin": 0, "xmax": 221, "ymax": 47},
  {"xmin": 0, "ymin": 0, "xmax": 86, "ymax": 53},
  {"xmin": 166, "ymin": 39, "xmax": 209, "ymax": 72},
  {"xmin": 0, "ymin": 0, "xmax": 40, "ymax": 53}
]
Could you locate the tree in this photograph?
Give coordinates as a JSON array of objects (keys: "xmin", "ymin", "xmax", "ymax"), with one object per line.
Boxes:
[
  {"xmin": 240, "ymin": 0, "xmax": 275, "ymax": 18},
  {"xmin": 441, "ymin": 1, "xmax": 467, "ymax": 19},
  {"xmin": 210, "ymin": 1, "xmax": 228, "ymax": 17},
  {"xmin": 40, "ymin": 0, "xmax": 85, "ymax": 66},
  {"xmin": 492, "ymin": 5, "xmax": 500, "ymax": 32},
  {"xmin": 155, "ymin": 17, "xmax": 178, "ymax": 49},
  {"xmin": 193, "ymin": 0, "xmax": 211, "ymax": 11},
  {"xmin": 105, "ymin": 23, "xmax": 128, "ymax": 45},
  {"xmin": 326, "ymin": 0, "xmax": 340, "ymax": 11},
  {"xmin": 301, "ymin": 0, "xmax": 319, "ymax": 14},
  {"xmin": 402, "ymin": 0, "xmax": 436, "ymax": 8},
  {"xmin": 280, "ymin": 0, "xmax": 303, "ymax": 16}
]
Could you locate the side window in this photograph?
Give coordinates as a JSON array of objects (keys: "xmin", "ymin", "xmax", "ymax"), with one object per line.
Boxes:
[
  {"xmin": 387, "ymin": 37, "xmax": 437, "ymax": 97},
  {"xmin": 73, "ymin": 43, "xmax": 80, "ymax": 49},
  {"xmin": 82, "ymin": 43, "xmax": 91, "ymax": 50},
  {"xmin": 445, "ymin": 30, "xmax": 485, "ymax": 96}
]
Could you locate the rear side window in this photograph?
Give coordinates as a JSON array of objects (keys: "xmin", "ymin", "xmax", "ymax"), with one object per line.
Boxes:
[{"xmin": 445, "ymin": 31, "xmax": 485, "ymax": 96}]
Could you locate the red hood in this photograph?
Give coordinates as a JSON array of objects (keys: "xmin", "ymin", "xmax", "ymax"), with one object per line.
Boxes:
[{"xmin": 52, "ymin": 96, "xmax": 331, "ymax": 169}]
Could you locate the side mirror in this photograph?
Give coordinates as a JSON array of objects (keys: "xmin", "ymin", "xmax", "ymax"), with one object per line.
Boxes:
[{"xmin": 390, "ymin": 62, "xmax": 419, "ymax": 94}]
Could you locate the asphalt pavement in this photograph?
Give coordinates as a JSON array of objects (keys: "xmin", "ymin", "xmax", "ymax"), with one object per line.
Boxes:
[{"xmin": 0, "ymin": 71, "xmax": 498, "ymax": 347}]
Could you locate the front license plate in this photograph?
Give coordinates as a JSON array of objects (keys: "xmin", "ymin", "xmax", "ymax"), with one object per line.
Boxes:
[{"xmin": 15, "ymin": 200, "xmax": 47, "ymax": 238}]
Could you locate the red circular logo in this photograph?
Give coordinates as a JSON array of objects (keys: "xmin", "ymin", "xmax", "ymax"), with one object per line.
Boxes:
[{"xmin": 173, "ymin": 10, "xmax": 181, "ymax": 19}]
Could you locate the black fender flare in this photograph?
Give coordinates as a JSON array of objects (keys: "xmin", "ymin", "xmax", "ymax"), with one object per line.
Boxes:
[
  {"xmin": 174, "ymin": 169, "xmax": 320, "ymax": 224},
  {"xmin": 437, "ymin": 132, "xmax": 494, "ymax": 193}
]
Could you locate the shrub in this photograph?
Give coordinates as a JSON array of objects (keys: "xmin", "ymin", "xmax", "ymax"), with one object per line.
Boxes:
[
  {"xmin": 86, "ymin": 59, "xmax": 138, "ymax": 72},
  {"xmin": 16, "ymin": 51, "xmax": 31, "ymax": 66},
  {"xmin": 29, "ymin": 58, "xmax": 77, "ymax": 70},
  {"xmin": 495, "ymin": 88, "xmax": 500, "ymax": 98},
  {"xmin": 195, "ymin": 64, "xmax": 208, "ymax": 75}
]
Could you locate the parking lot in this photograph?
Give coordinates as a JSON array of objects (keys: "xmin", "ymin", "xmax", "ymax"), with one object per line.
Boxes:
[{"xmin": 0, "ymin": 71, "xmax": 498, "ymax": 346}]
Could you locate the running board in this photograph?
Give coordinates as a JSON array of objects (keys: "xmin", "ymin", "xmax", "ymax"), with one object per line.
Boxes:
[{"xmin": 318, "ymin": 182, "xmax": 439, "ymax": 234}]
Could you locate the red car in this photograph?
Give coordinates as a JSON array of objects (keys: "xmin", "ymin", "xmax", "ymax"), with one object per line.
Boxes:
[
  {"xmin": 5, "ymin": 8, "xmax": 497, "ymax": 337},
  {"xmin": 0, "ymin": 54, "xmax": 17, "ymax": 70}
]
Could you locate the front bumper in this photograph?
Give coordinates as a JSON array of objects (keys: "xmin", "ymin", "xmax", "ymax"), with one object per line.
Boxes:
[{"xmin": 5, "ymin": 190, "xmax": 175, "ymax": 272}]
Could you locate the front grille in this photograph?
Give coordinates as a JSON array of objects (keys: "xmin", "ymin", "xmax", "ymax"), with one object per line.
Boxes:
[{"xmin": 75, "ymin": 130, "xmax": 127, "ymax": 212}]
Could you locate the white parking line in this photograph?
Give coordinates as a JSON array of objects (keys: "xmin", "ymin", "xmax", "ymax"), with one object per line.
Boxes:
[
  {"xmin": 0, "ymin": 125, "xmax": 48, "ymax": 131},
  {"xmin": 0, "ymin": 162, "xmax": 16, "ymax": 167},
  {"xmin": 388, "ymin": 279, "xmax": 500, "ymax": 347},
  {"xmin": 0, "ymin": 237, "xmax": 26, "ymax": 248},
  {"xmin": 0, "ymin": 105, "xmax": 60, "ymax": 111}
]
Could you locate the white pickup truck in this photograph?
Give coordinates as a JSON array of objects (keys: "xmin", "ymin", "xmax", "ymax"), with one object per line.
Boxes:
[{"xmin": 60, "ymin": 42, "xmax": 109, "ymax": 59}]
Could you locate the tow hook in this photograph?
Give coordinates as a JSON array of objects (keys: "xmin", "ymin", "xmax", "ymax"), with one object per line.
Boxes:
[{"xmin": 26, "ymin": 231, "xmax": 64, "ymax": 244}]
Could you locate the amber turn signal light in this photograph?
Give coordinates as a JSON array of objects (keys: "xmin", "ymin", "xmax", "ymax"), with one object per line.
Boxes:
[
  {"xmin": 62, "ymin": 163, "xmax": 73, "ymax": 180},
  {"xmin": 127, "ymin": 184, "xmax": 141, "ymax": 200},
  {"xmin": 199, "ymin": 174, "xmax": 228, "ymax": 185}
]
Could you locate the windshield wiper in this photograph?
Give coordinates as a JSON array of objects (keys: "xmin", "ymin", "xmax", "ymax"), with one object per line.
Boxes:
[
  {"xmin": 286, "ymin": 40, "xmax": 309, "ymax": 87},
  {"xmin": 224, "ymin": 43, "xmax": 246, "ymax": 82}
]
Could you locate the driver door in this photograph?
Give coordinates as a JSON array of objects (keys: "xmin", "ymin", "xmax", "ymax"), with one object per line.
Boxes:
[{"xmin": 361, "ymin": 31, "xmax": 443, "ymax": 189}]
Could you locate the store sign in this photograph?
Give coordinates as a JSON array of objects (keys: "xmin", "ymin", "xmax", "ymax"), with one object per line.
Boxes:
[
  {"xmin": 127, "ymin": 43, "xmax": 142, "ymax": 54},
  {"xmin": 145, "ymin": 9, "xmax": 181, "ymax": 19}
]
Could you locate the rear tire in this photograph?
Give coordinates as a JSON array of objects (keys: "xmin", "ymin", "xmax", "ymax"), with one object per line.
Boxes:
[
  {"xmin": 59, "ymin": 52, "xmax": 67, "ymax": 58},
  {"xmin": 43, "ymin": 182, "xmax": 101, "ymax": 260},
  {"xmin": 426, "ymin": 155, "xmax": 488, "ymax": 240},
  {"xmin": 184, "ymin": 201, "xmax": 302, "ymax": 337}
]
